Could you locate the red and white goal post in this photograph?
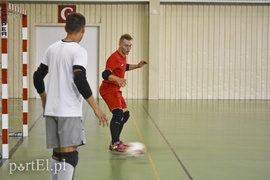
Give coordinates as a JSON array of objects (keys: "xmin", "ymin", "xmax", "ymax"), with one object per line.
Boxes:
[{"xmin": 1, "ymin": 1, "xmax": 28, "ymax": 159}]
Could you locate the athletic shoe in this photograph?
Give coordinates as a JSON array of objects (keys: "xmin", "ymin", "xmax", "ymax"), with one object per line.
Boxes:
[
  {"xmin": 109, "ymin": 141, "xmax": 127, "ymax": 152},
  {"xmin": 119, "ymin": 140, "xmax": 128, "ymax": 147}
]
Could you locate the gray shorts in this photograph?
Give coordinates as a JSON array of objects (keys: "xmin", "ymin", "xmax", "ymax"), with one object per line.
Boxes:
[{"xmin": 45, "ymin": 116, "xmax": 86, "ymax": 149}]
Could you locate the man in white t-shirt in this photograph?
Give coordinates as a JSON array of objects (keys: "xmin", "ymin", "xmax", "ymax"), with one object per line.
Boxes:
[{"xmin": 33, "ymin": 13, "xmax": 108, "ymax": 180}]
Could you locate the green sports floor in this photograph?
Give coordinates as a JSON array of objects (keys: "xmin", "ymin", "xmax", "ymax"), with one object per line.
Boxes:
[{"xmin": 1, "ymin": 99, "xmax": 270, "ymax": 180}]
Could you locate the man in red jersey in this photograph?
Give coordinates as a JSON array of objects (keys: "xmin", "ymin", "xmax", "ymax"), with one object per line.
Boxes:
[{"xmin": 100, "ymin": 34, "xmax": 147, "ymax": 152}]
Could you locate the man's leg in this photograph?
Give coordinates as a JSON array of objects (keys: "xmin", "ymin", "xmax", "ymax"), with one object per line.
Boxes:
[
  {"xmin": 50, "ymin": 156, "xmax": 59, "ymax": 180},
  {"xmin": 47, "ymin": 117, "xmax": 84, "ymax": 180},
  {"xmin": 50, "ymin": 147, "xmax": 78, "ymax": 180},
  {"xmin": 101, "ymin": 89, "xmax": 126, "ymax": 151},
  {"xmin": 119, "ymin": 111, "xmax": 130, "ymax": 138},
  {"xmin": 110, "ymin": 109, "xmax": 124, "ymax": 144}
]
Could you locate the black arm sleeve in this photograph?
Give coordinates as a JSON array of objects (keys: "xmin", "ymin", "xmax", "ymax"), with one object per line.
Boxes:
[
  {"xmin": 73, "ymin": 65, "xmax": 92, "ymax": 99},
  {"xmin": 126, "ymin": 64, "xmax": 130, "ymax": 71},
  {"xmin": 33, "ymin": 63, "xmax": 48, "ymax": 94},
  {"xmin": 102, "ymin": 70, "xmax": 112, "ymax": 80}
]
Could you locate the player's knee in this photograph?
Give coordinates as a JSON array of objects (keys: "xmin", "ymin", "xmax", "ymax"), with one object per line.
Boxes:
[
  {"xmin": 60, "ymin": 151, "xmax": 79, "ymax": 168},
  {"xmin": 112, "ymin": 108, "xmax": 124, "ymax": 124},
  {"xmin": 52, "ymin": 151, "xmax": 79, "ymax": 168},
  {"xmin": 122, "ymin": 111, "xmax": 130, "ymax": 124}
]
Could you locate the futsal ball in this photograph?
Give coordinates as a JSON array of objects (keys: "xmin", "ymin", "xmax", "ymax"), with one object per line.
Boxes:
[{"xmin": 126, "ymin": 142, "xmax": 146, "ymax": 157}]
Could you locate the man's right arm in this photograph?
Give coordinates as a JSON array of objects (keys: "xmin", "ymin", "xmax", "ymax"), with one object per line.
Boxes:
[
  {"xmin": 33, "ymin": 63, "xmax": 48, "ymax": 94},
  {"xmin": 33, "ymin": 63, "xmax": 48, "ymax": 112},
  {"xmin": 102, "ymin": 70, "xmax": 126, "ymax": 87}
]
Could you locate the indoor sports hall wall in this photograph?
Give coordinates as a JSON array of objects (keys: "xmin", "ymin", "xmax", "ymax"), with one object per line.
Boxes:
[
  {"xmin": 159, "ymin": 4, "xmax": 270, "ymax": 99},
  {"xmin": 3, "ymin": 2, "xmax": 270, "ymax": 100}
]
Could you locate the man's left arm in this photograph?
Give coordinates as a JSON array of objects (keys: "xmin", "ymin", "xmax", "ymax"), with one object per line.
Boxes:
[{"xmin": 126, "ymin": 60, "xmax": 147, "ymax": 71}]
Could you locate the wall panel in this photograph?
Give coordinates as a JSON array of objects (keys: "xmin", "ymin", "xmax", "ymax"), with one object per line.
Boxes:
[{"xmin": 160, "ymin": 4, "xmax": 270, "ymax": 99}]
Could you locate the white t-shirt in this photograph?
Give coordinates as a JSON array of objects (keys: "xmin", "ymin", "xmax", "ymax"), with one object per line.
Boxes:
[{"xmin": 42, "ymin": 40, "xmax": 87, "ymax": 117}]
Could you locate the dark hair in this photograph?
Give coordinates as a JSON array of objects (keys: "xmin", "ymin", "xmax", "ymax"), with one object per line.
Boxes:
[
  {"xmin": 119, "ymin": 34, "xmax": 133, "ymax": 43},
  {"xmin": 65, "ymin": 13, "xmax": 86, "ymax": 33}
]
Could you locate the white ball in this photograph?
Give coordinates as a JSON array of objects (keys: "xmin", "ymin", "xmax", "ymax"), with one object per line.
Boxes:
[{"xmin": 126, "ymin": 142, "xmax": 146, "ymax": 157}]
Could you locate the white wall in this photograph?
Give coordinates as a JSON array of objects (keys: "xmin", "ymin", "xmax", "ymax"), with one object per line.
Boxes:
[{"xmin": 159, "ymin": 4, "xmax": 270, "ymax": 99}]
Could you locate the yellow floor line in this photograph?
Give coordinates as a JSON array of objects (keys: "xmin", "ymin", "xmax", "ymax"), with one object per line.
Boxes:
[{"xmin": 131, "ymin": 113, "xmax": 161, "ymax": 180}]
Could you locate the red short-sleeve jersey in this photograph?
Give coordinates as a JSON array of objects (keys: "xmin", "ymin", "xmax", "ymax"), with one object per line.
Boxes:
[{"xmin": 102, "ymin": 50, "xmax": 126, "ymax": 86}]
